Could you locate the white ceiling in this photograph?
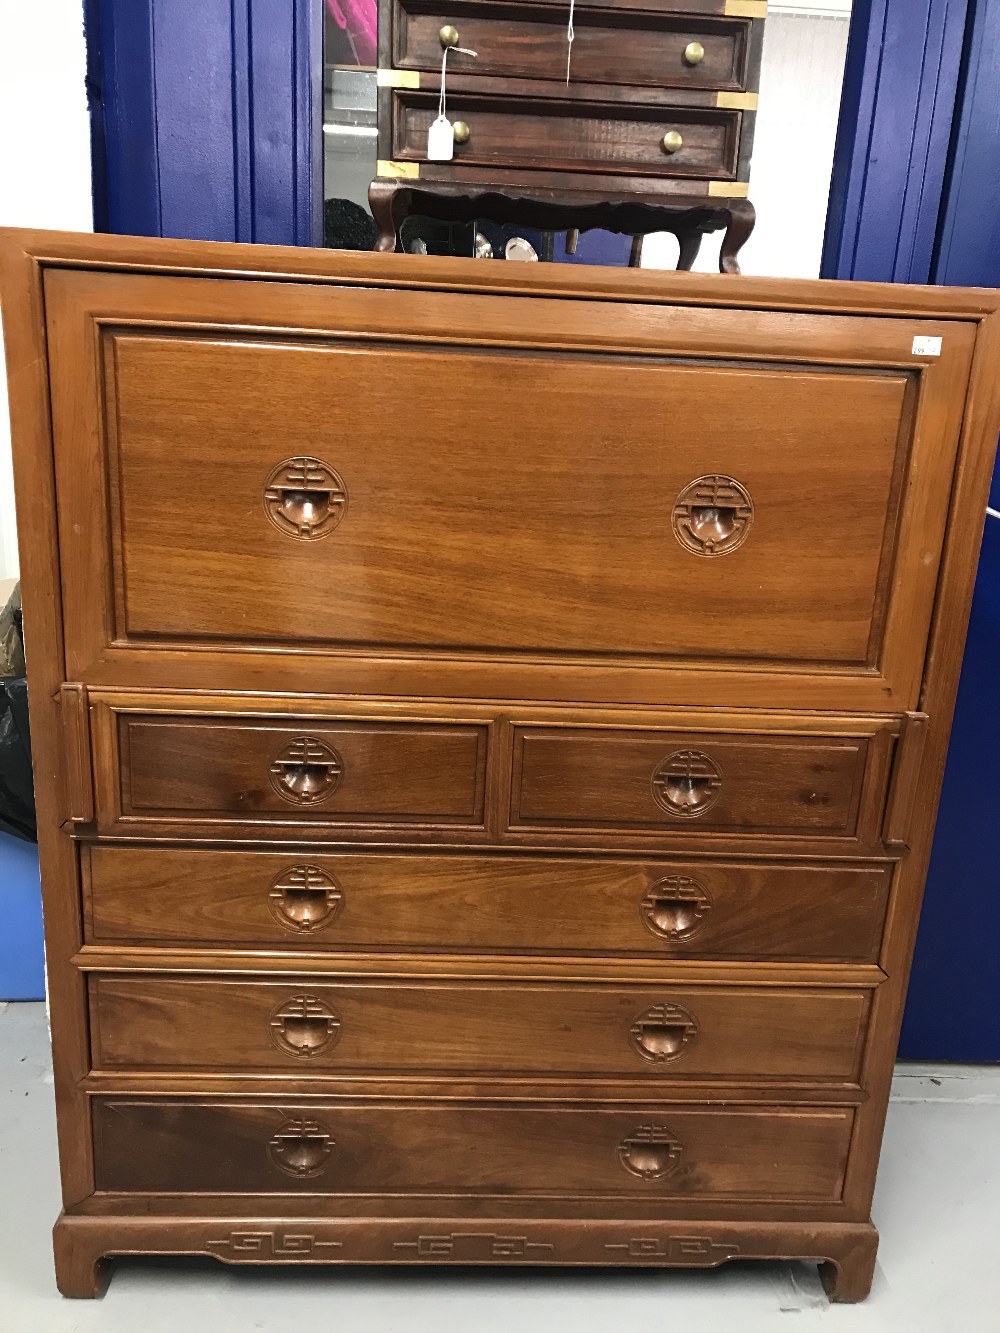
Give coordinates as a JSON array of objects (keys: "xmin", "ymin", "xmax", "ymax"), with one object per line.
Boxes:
[{"xmin": 772, "ymin": 0, "xmax": 853, "ymax": 15}]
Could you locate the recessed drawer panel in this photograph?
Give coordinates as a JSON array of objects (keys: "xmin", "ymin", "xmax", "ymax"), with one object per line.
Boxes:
[
  {"xmin": 392, "ymin": 94, "xmax": 739, "ymax": 178},
  {"xmin": 392, "ymin": 5, "xmax": 752, "ymax": 92},
  {"xmin": 106, "ymin": 710, "xmax": 488, "ymax": 832},
  {"xmin": 85, "ymin": 845, "xmax": 892, "ymax": 963},
  {"xmin": 511, "ymin": 727, "xmax": 873, "ymax": 838},
  {"xmin": 93, "ymin": 1097, "xmax": 854, "ymax": 1201},
  {"xmin": 48, "ymin": 268, "xmax": 976, "ymax": 710},
  {"xmin": 89, "ymin": 976, "xmax": 869, "ymax": 1081}
]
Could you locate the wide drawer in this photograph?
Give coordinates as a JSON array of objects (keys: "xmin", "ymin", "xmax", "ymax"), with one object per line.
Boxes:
[
  {"xmin": 511, "ymin": 726, "xmax": 878, "ymax": 839},
  {"xmin": 92, "ymin": 1097, "xmax": 853, "ymax": 1201},
  {"xmin": 88, "ymin": 976, "xmax": 869, "ymax": 1081},
  {"xmin": 390, "ymin": 4, "xmax": 754, "ymax": 92},
  {"xmin": 103, "ymin": 709, "xmax": 488, "ymax": 832},
  {"xmin": 84, "ymin": 845, "xmax": 892, "ymax": 963},
  {"xmin": 391, "ymin": 93, "xmax": 740, "ymax": 178}
]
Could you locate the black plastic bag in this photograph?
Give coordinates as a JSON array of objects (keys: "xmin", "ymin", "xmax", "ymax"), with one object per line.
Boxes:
[{"xmin": 0, "ymin": 582, "xmax": 34, "ymax": 842}]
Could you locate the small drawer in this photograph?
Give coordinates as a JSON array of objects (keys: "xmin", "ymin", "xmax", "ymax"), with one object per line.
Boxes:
[
  {"xmin": 511, "ymin": 726, "xmax": 875, "ymax": 840},
  {"xmin": 84, "ymin": 845, "xmax": 892, "ymax": 963},
  {"xmin": 93, "ymin": 1097, "xmax": 854, "ymax": 1202},
  {"xmin": 89, "ymin": 975, "xmax": 869, "ymax": 1082},
  {"xmin": 97, "ymin": 705, "xmax": 488, "ymax": 834},
  {"xmin": 391, "ymin": 93, "xmax": 740, "ymax": 179},
  {"xmin": 392, "ymin": 4, "xmax": 754, "ymax": 93}
]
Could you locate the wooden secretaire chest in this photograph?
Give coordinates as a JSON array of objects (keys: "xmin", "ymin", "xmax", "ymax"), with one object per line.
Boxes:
[{"xmin": 3, "ymin": 230, "xmax": 999, "ymax": 1301}]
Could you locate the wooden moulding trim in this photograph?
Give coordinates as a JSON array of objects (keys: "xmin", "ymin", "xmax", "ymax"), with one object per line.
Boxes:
[
  {"xmin": 51, "ymin": 1213, "xmax": 878, "ymax": 1301},
  {"xmin": 6, "ymin": 228, "xmax": 1000, "ymax": 322},
  {"xmin": 69, "ymin": 947, "xmax": 886, "ymax": 987}
]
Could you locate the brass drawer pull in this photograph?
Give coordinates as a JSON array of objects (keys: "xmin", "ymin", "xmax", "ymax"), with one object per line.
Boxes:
[
  {"xmin": 269, "ymin": 995, "xmax": 341, "ymax": 1058},
  {"xmin": 618, "ymin": 1125, "xmax": 684, "ymax": 1180},
  {"xmin": 661, "ymin": 130, "xmax": 684, "ymax": 154},
  {"xmin": 439, "ymin": 23, "xmax": 459, "ymax": 47},
  {"xmin": 641, "ymin": 876, "xmax": 712, "ymax": 941},
  {"xmin": 452, "ymin": 119, "xmax": 471, "ymax": 144},
  {"xmin": 269, "ymin": 736, "xmax": 344, "ymax": 805},
  {"xmin": 683, "ymin": 41, "xmax": 706, "ymax": 65},
  {"xmin": 263, "ymin": 455, "xmax": 348, "ymax": 540},
  {"xmin": 672, "ymin": 474, "xmax": 754, "ymax": 556},
  {"xmin": 268, "ymin": 1117, "xmax": 335, "ymax": 1178},
  {"xmin": 630, "ymin": 1002, "xmax": 699, "ymax": 1063},
  {"xmin": 269, "ymin": 865, "xmax": 343, "ymax": 932},
  {"xmin": 651, "ymin": 750, "xmax": 723, "ymax": 817}
]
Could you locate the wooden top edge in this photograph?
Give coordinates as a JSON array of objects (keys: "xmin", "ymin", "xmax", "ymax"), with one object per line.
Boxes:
[{"xmin": 2, "ymin": 225, "xmax": 999, "ymax": 321}]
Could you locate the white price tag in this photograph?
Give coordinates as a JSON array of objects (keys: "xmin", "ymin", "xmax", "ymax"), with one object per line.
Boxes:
[
  {"xmin": 427, "ymin": 114, "xmax": 454, "ymax": 161},
  {"xmin": 912, "ymin": 336, "xmax": 943, "ymax": 357}
]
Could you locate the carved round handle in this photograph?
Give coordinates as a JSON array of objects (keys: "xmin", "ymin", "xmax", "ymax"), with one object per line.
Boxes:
[
  {"xmin": 439, "ymin": 23, "xmax": 459, "ymax": 46},
  {"xmin": 672, "ymin": 474, "xmax": 753, "ymax": 557},
  {"xmin": 651, "ymin": 750, "xmax": 722, "ymax": 818},
  {"xmin": 683, "ymin": 41, "xmax": 706, "ymax": 65},
  {"xmin": 269, "ymin": 994, "xmax": 341, "ymax": 1058},
  {"xmin": 269, "ymin": 865, "xmax": 343, "ymax": 933},
  {"xmin": 269, "ymin": 737, "xmax": 344, "ymax": 806},
  {"xmin": 641, "ymin": 875, "xmax": 711, "ymax": 941},
  {"xmin": 263, "ymin": 456, "xmax": 348, "ymax": 540},
  {"xmin": 268, "ymin": 1117, "xmax": 335, "ymax": 1178},
  {"xmin": 452, "ymin": 120, "xmax": 471, "ymax": 144},
  {"xmin": 630, "ymin": 1002, "xmax": 699, "ymax": 1063},
  {"xmin": 618, "ymin": 1125, "xmax": 684, "ymax": 1180},
  {"xmin": 661, "ymin": 130, "xmax": 684, "ymax": 154}
]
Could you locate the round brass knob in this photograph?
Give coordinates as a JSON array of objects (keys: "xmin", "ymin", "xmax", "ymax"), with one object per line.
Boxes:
[
  {"xmin": 452, "ymin": 119, "xmax": 471, "ymax": 144},
  {"xmin": 439, "ymin": 24, "xmax": 459, "ymax": 47},
  {"xmin": 661, "ymin": 130, "xmax": 684, "ymax": 155},
  {"xmin": 683, "ymin": 41, "xmax": 706, "ymax": 66}
]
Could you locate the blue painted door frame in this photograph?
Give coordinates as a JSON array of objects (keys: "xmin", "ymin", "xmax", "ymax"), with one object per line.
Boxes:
[
  {"xmin": 84, "ymin": 0, "xmax": 323, "ymax": 245},
  {"xmin": 823, "ymin": 0, "xmax": 999, "ymax": 1060}
]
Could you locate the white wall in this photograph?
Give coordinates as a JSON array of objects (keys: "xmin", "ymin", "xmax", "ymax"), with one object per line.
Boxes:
[
  {"xmin": 644, "ymin": 8, "xmax": 851, "ymax": 279},
  {"xmin": 0, "ymin": 0, "xmax": 93, "ymax": 580}
]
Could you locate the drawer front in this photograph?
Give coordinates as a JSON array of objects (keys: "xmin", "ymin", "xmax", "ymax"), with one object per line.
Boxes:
[
  {"xmin": 105, "ymin": 710, "xmax": 488, "ymax": 831},
  {"xmin": 85, "ymin": 845, "xmax": 891, "ymax": 963},
  {"xmin": 392, "ymin": 94, "xmax": 739, "ymax": 178},
  {"xmin": 89, "ymin": 976, "xmax": 869, "ymax": 1080},
  {"xmin": 392, "ymin": 6, "xmax": 753, "ymax": 92},
  {"xmin": 49, "ymin": 269, "xmax": 975, "ymax": 709},
  {"xmin": 93, "ymin": 1097, "xmax": 853, "ymax": 1201},
  {"xmin": 512, "ymin": 727, "xmax": 875, "ymax": 838}
]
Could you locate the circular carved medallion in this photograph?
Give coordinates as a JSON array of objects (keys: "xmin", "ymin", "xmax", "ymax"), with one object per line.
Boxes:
[
  {"xmin": 263, "ymin": 456, "xmax": 348, "ymax": 540},
  {"xmin": 629, "ymin": 1002, "xmax": 700, "ymax": 1064},
  {"xmin": 640, "ymin": 875, "xmax": 712, "ymax": 941},
  {"xmin": 269, "ymin": 994, "xmax": 341, "ymax": 1059},
  {"xmin": 268, "ymin": 1117, "xmax": 335, "ymax": 1178},
  {"xmin": 651, "ymin": 750, "xmax": 723, "ymax": 818},
  {"xmin": 617, "ymin": 1125, "xmax": 684, "ymax": 1180},
  {"xmin": 269, "ymin": 864, "xmax": 343, "ymax": 933},
  {"xmin": 269, "ymin": 736, "xmax": 344, "ymax": 806},
  {"xmin": 672, "ymin": 474, "xmax": 753, "ymax": 557}
]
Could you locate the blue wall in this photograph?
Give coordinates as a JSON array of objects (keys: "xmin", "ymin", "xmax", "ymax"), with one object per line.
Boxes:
[{"xmin": 0, "ymin": 834, "xmax": 44, "ymax": 1000}]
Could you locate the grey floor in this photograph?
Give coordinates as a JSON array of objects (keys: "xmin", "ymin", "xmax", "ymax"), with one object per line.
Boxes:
[{"xmin": 2, "ymin": 1001, "xmax": 999, "ymax": 1332}]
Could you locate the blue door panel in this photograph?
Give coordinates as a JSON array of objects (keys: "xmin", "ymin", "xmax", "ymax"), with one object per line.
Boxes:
[{"xmin": 898, "ymin": 517, "xmax": 1000, "ymax": 1059}]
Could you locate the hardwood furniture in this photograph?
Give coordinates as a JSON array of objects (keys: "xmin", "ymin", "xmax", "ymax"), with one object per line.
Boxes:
[
  {"xmin": 369, "ymin": 0, "xmax": 765, "ymax": 267},
  {"xmin": 2, "ymin": 228, "xmax": 999, "ymax": 1302}
]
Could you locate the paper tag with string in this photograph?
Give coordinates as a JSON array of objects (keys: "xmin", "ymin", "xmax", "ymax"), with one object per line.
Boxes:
[
  {"xmin": 428, "ymin": 43, "xmax": 478, "ymax": 161},
  {"xmin": 565, "ymin": 0, "xmax": 575, "ymax": 83}
]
